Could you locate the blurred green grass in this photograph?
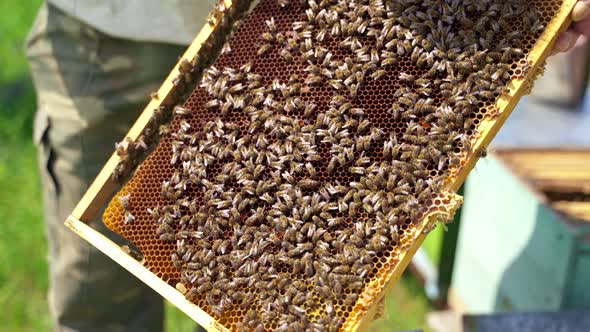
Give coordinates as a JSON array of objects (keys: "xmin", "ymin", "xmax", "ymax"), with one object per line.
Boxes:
[
  {"xmin": 0, "ymin": 2, "xmax": 435, "ymax": 331},
  {"xmin": 422, "ymin": 222, "xmax": 444, "ymax": 262},
  {"xmin": 0, "ymin": 1, "xmax": 50, "ymax": 331}
]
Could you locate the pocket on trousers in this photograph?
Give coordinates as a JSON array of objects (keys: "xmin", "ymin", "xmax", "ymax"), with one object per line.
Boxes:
[{"xmin": 34, "ymin": 111, "xmax": 60, "ymax": 194}]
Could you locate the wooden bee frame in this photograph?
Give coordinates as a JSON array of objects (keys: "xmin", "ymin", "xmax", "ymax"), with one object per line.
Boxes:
[{"xmin": 65, "ymin": 0, "xmax": 577, "ymax": 331}]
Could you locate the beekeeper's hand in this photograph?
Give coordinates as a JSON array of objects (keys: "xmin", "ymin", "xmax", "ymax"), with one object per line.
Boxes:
[{"xmin": 553, "ymin": 0, "xmax": 590, "ymax": 54}]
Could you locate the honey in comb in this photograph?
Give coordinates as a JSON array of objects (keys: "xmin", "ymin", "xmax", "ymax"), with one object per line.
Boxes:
[{"xmin": 103, "ymin": 0, "xmax": 566, "ymax": 330}]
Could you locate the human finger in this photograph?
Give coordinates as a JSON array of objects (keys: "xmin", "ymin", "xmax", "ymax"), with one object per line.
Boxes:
[
  {"xmin": 573, "ymin": 17, "xmax": 590, "ymax": 36},
  {"xmin": 572, "ymin": 0, "xmax": 590, "ymax": 22},
  {"xmin": 552, "ymin": 29, "xmax": 579, "ymax": 54}
]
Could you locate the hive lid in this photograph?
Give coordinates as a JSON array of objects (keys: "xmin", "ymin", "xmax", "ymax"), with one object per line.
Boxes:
[{"xmin": 496, "ymin": 148, "xmax": 590, "ymax": 223}]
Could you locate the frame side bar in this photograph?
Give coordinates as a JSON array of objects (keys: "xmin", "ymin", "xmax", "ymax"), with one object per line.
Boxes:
[{"xmin": 65, "ymin": 215, "xmax": 229, "ymax": 332}]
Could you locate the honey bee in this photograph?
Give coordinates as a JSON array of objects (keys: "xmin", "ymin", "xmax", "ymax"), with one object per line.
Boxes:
[
  {"xmin": 530, "ymin": 20, "xmax": 545, "ymax": 34},
  {"xmin": 261, "ymin": 31, "xmax": 276, "ymax": 43},
  {"xmin": 279, "ymin": 48, "xmax": 294, "ymax": 63},
  {"xmin": 332, "ymin": 265, "xmax": 350, "ymax": 274},
  {"xmin": 349, "ymin": 166, "xmax": 365, "ymax": 176},
  {"xmin": 178, "ymin": 59, "xmax": 193, "ymax": 74},
  {"xmin": 344, "ymin": 293, "xmax": 359, "ymax": 306},
  {"xmin": 368, "ymin": 234, "xmax": 388, "ymax": 252},
  {"xmin": 158, "ymin": 124, "xmax": 171, "ymax": 137},
  {"xmin": 228, "ymin": 83, "xmax": 244, "ymax": 94},
  {"xmin": 478, "ymin": 90, "xmax": 496, "ymax": 100},
  {"xmin": 118, "ymin": 194, "xmax": 131, "ymax": 210},
  {"xmin": 121, "ymin": 245, "xmax": 143, "ymax": 261},
  {"xmin": 519, "ymin": 61, "xmax": 532, "ymax": 78},
  {"xmin": 159, "ymin": 232, "xmax": 175, "ymax": 242},
  {"xmin": 398, "ymin": 72, "xmax": 415, "ymax": 83},
  {"xmin": 501, "ymin": 47, "xmax": 523, "ymax": 63},
  {"xmin": 134, "ymin": 135, "xmax": 148, "ymax": 152},
  {"xmin": 478, "ymin": 147, "xmax": 488, "ymax": 158},
  {"xmin": 356, "ymin": 119, "xmax": 371, "ymax": 134},
  {"xmin": 115, "ymin": 137, "xmax": 133, "ymax": 157},
  {"xmin": 124, "ymin": 211, "xmax": 136, "ymax": 225},
  {"xmin": 257, "ymin": 43, "xmax": 272, "ymax": 56}
]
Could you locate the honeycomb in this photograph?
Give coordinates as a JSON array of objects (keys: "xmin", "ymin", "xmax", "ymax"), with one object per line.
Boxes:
[{"xmin": 103, "ymin": 0, "xmax": 570, "ymax": 330}]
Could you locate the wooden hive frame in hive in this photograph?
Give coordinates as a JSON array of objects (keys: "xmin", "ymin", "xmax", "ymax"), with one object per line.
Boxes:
[{"xmin": 65, "ymin": 0, "xmax": 577, "ymax": 331}]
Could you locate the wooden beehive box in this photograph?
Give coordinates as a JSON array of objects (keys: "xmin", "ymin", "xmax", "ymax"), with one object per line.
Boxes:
[
  {"xmin": 450, "ymin": 149, "xmax": 590, "ymax": 313},
  {"xmin": 65, "ymin": 0, "xmax": 577, "ymax": 330}
]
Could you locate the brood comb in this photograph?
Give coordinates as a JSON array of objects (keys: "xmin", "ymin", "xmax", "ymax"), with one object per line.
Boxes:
[{"xmin": 80, "ymin": 0, "xmax": 576, "ymax": 330}]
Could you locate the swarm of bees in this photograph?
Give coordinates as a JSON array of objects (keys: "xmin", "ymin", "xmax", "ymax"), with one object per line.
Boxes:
[
  {"xmin": 104, "ymin": 0, "xmax": 561, "ymax": 330},
  {"xmin": 110, "ymin": 0, "xmax": 253, "ymax": 183}
]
